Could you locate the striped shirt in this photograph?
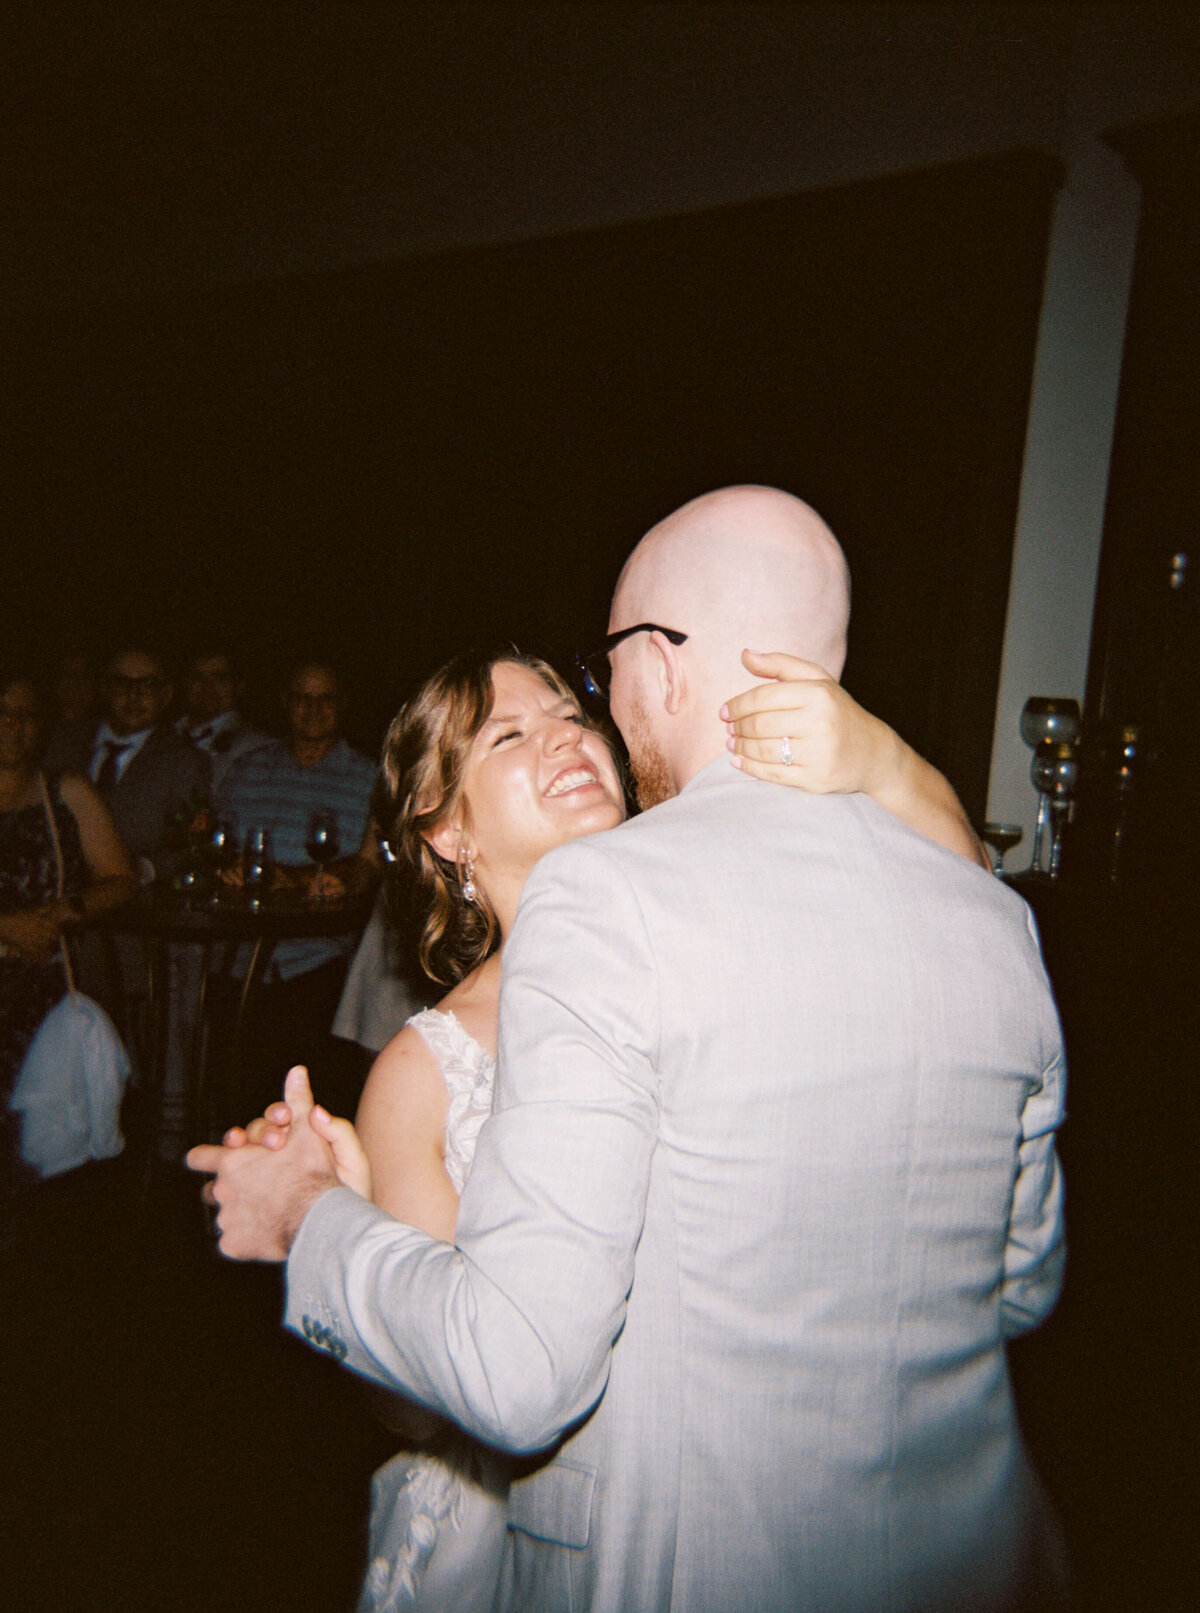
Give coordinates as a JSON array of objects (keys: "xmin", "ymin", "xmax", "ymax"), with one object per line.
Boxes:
[{"xmin": 216, "ymin": 737, "xmax": 376, "ymax": 980}]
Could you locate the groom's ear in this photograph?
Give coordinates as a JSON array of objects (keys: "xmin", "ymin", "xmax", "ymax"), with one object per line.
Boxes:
[
  {"xmin": 649, "ymin": 630, "xmax": 687, "ymax": 716},
  {"xmin": 424, "ymin": 818, "xmax": 466, "ymax": 865}
]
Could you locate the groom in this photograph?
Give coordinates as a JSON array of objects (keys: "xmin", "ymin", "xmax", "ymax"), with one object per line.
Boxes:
[{"xmin": 191, "ymin": 486, "xmax": 1065, "ymax": 1612}]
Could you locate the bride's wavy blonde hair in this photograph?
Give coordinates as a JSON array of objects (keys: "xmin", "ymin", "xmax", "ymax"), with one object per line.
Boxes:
[{"xmin": 382, "ymin": 648, "xmax": 610, "ymax": 986}]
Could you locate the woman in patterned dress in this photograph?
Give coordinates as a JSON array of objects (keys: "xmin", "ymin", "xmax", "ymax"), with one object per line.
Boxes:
[{"xmin": 0, "ymin": 669, "xmax": 136, "ymax": 1187}]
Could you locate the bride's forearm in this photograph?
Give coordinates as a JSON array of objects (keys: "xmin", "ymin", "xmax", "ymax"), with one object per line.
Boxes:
[{"xmin": 867, "ymin": 734, "xmax": 990, "ymax": 869}]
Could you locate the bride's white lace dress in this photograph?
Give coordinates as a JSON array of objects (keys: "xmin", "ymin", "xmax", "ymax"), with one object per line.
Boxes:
[{"xmin": 358, "ymin": 1009, "xmax": 511, "ymax": 1613}]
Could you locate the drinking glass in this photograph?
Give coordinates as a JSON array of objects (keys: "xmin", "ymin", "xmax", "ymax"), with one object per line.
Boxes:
[
  {"xmin": 1019, "ymin": 697, "xmax": 1081, "ymax": 750},
  {"xmin": 1027, "ymin": 744, "xmax": 1058, "ymax": 875},
  {"xmin": 206, "ymin": 817, "xmax": 239, "ymax": 907},
  {"xmin": 1020, "ymin": 698, "xmax": 1081, "ymax": 872},
  {"xmin": 243, "ymin": 824, "xmax": 275, "ymax": 911},
  {"xmin": 1044, "ymin": 742, "xmax": 1079, "ymax": 880},
  {"xmin": 305, "ymin": 809, "xmax": 340, "ymax": 902},
  {"xmin": 980, "ymin": 822, "xmax": 1023, "ymax": 877}
]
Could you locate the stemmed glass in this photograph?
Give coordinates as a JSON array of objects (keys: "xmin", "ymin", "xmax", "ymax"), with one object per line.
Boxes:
[
  {"xmin": 1020, "ymin": 698, "xmax": 1081, "ymax": 873},
  {"xmin": 243, "ymin": 824, "xmax": 275, "ymax": 912},
  {"xmin": 980, "ymin": 823, "xmax": 1023, "ymax": 877},
  {"xmin": 205, "ymin": 816, "xmax": 239, "ymax": 907},
  {"xmin": 1043, "ymin": 742, "xmax": 1079, "ymax": 880},
  {"xmin": 305, "ymin": 809, "xmax": 340, "ymax": 902}
]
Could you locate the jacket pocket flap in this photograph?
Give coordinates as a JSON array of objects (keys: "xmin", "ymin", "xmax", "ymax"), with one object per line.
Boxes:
[{"xmin": 507, "ymin": 1460, "xmax": 596, "ymax": 1549}]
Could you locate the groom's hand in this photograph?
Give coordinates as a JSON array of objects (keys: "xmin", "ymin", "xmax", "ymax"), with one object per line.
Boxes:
[
  {"xmin": 219, "ymin": 1097, "xmax": 374, "ymax": 1201},
  {"xmin": 186, "ymin": 1066, "xmax": 340, "ymax": 1261}
]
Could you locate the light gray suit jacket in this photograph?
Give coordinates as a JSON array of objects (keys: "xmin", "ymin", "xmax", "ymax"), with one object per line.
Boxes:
[{"xmin": 287, "ymin": 757, "xmax": 1065, "ymax": 1612}]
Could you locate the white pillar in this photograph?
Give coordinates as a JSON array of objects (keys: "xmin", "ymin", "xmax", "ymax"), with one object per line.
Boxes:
[{"xmin": 985, "ymin": 132, "xmax": 1141, "ymax": 852}]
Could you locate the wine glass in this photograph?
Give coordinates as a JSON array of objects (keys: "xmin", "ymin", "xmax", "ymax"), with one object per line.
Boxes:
[
  {"xmin": 243, "ymin": 824, "xmax": 275, "ymax": 912},
  {"xmin": 1044, "ymin": 742, "xmax": 1079, "ymax": 880},
  {"xmin": 1027, "ymin": 743, "xmax": 1059, "ymax": 876},
  {"xmin": 1019, "ymin": 697, "xmax": 1081, "ymax": 749},
  {"xmin": 980, "ymin": 822, "xmax": 1023, "ymax": 877},
  {"xmin": 305, "ymin": 809, "xmax": 340, "ymax": 902},
  {"xmin": 1020, "ymin": 698, "xmax": 1081, "ymax": 872},
  {"xmin": 205, "ymin": 816, "xmax": 239, "ymax": 907}
]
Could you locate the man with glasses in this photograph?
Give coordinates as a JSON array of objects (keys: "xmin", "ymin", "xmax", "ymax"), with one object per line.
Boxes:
[
  {"xmin": 56, "ymin": 646, "xmax": 213, "ymax": 1150},
  {"xmin": 173, "ymin": 646, "xmax": 269, "ymax": 793},
  {"xmin": 200, "ymin": 489, "xmax": 1065, "ymax": 1612},
  {"xmin": 76, "ymin": 647, "xmax": 211, "ymax": 881},
  {"xmin": 211, "ymin": 659, "xmax": 379, "ymax": 1121}
]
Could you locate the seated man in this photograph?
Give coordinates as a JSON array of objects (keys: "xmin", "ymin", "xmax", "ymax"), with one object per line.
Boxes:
[
  {"xmin": 213, "ymin": 659, "xmax": 379, "ymax": 1119},
  {"xmin": 62, "ymin": 647, "xmax": 211, "ymax": 1143},
  {"xmin": 80, "ymin": 646, "xmax": 211, "ymax": 883},
  {"xmin": 173, "ymin": 646, "xmax": 270, "ymax": 794}
]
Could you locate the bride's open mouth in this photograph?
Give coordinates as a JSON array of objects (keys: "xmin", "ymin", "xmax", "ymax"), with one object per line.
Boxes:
[{"xmin": 545, "ymin": 765, "xmax": 601, "ymax": 798}]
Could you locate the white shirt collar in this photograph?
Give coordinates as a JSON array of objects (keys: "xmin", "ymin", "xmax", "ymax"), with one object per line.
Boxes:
[
  {"xmin": 181, "ymin": 708, "xmax": 238, "ymax": 744},
  {"xmin": 91, "ymin": 722, "xmax": 155, "ymax": 782}
]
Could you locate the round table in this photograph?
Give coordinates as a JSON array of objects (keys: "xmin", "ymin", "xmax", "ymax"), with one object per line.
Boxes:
[{"xmin": 96, "ymin": 887, "xmax": 374, "ymax": 1158}]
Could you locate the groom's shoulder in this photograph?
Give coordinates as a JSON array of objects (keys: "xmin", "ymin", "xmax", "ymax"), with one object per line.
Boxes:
[{"xmin": 530, "ymin": 763, "xmax": 749, "ymax": 891}]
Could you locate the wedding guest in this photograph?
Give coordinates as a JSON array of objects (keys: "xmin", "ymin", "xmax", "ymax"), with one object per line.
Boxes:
[
  {"xmin": 174, "ymin": 647, "xmax": 269, "ymax": 793},
  {"xmin": 212, "ymin": 659, "xmax": 378, "ymax": 1118},
  {"xmin": 43, "ymin": 646, "xmax": 211, "ymax": 1139},
  {"xmin": 51, "ymin": 646, "xmax": 211, "ymax": 882},
  {"xmin": 1, "ymin": 669, "xmax": 136, "ymax": 1189}
]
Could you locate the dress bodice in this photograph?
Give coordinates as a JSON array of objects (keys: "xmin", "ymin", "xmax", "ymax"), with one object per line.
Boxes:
[
  {"xmin": 1, "ymin": 776, "xmax": 87, "ymax": 1165},
  {"xmin": 359, "ymin": 1007, "xmax": 507, "ymax": 1612},
  {"xmin": 0, "ymin": 777, "xmax": 87, "ymax": 915},
  {"xmin": 407, "ymin": 1008, "xmax": 496, "ymax": 1196}
]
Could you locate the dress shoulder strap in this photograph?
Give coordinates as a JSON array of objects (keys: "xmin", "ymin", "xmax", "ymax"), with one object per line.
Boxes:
[
  {"xmin": 406, "ymin": 1008, "xmax": 495, "ymax": 1195},
  {"xmin": 36, "ymin": 772, "xmax": 76, "ymax": 994},
  {"xmin": 406, "ymin": 1007, "xmax": 488, "ymax": 1072}
]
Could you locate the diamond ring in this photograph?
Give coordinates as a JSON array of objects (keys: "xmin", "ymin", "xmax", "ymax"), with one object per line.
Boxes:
[{"xmin": 780, "ymin": 736, "xmax": 793, "ymax": 767}]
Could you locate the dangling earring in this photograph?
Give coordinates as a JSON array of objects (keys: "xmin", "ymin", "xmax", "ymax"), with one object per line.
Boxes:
[{"xmin": 460, "ymin": 850, "xmax": 477, "ymax": 904}]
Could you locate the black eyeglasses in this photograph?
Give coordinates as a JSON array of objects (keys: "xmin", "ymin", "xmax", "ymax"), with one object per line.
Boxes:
[{"xmin": 574, "ymin": 624, "xmax": 688, "ymax": 701}]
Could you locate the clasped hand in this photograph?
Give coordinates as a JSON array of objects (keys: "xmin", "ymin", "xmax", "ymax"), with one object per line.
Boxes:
[{"xmin": 186, "ymin": 1065, "xmax": 373, "ymax": 1262}]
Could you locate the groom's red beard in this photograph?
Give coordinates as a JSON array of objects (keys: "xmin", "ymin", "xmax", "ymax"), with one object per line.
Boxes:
[{"xmin": 626, "ymin": 693, "xmax": 675, "ymax": 811}]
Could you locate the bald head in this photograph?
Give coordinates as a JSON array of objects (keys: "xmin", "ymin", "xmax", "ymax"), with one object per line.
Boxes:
[
  {"xmin": 607, "ymin": 487, "xmax": 850, "ymax": 799},
  {"xmin": 614, "ymin": 485, "xmax": 849, "ymax": 676}
]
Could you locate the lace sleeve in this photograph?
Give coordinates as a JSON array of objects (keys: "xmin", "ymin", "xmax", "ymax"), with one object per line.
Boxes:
[{"xmin": 406, "ymin": 1009, "xmax": 496, "ymax": 1196}]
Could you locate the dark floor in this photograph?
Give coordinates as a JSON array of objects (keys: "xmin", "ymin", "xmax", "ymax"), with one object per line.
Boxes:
[
  {"xmin": 1, "ymin": 1154, "xmax": 396, "ymax": 1613},
  {"xmin": 2, "ymin": 873, "xmax": 1197, "ymax": 1612},
  {"xmin": 2, "ymin": 1144, "xmax": 1195, "ymax": 1613},
  {"xmin": 1006, "ymin": 874, "xmax": 1200, "ymax": 1613}
]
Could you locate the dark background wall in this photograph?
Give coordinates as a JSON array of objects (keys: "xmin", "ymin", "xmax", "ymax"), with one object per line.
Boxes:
[
  {"xmin": 9, "ymin": 152, "xmax": 1057, "ymax": 817},
  {"xmin": 5, "ymin": 5, "xmax": 1198, "ymax": 829}
]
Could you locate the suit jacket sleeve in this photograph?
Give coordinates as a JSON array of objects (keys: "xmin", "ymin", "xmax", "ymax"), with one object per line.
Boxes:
[
  {"xmin": 285, "ymin": 837, "xmax": 659, "ymax": 1453},
  {"xmin": 146, "ymin": 743, "xmax": 212, "ymax": 879},
  {"xmin": 1000, "ymin": 911, "xmax": 1067, "ymax": 1337}
]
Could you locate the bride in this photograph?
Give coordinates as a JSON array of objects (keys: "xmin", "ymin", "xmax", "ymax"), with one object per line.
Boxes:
[{"xmin": 237, "ymin": 646, "xmax": 985, "ymax": 1611}]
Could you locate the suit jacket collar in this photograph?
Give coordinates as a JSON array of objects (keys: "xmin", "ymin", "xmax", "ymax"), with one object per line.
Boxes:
[
  {"xmin": 108, "ymin": 721, "xmax": 187, "ymax": 785},
  {"xmin": 678, "ymin": 752, "xmax": 742, "ymax": 798}
]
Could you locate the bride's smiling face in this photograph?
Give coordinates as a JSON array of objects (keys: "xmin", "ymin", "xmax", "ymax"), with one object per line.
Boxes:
[{"xmin": 456, "ymin": 661, "xmax": 624, "ymax": 884}]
